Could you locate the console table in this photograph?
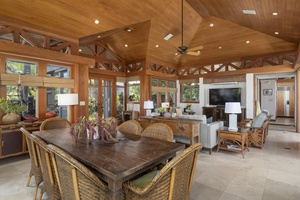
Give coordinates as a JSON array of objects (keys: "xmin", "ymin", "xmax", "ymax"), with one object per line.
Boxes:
[
  {"xmin": 203, "ymin": 106, "xmax": 246, "ymax": 126},
  {"xmin": 0, "ymin": 121, "xmax": 42, "ymax": 159},
  {"xmin": 140, "ymin": 116, "xmax": 201, "ymax": 145}
]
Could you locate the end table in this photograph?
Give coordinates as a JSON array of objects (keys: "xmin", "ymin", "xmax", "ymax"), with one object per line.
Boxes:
[{"xmin": 217, "ymin": 127, "xmax": 249, "ymax": 158}]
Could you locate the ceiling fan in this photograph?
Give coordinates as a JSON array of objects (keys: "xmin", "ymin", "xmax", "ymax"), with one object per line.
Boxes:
[{"xmin": 177, "ymin": 0, "xmax": 203, "ymax": 56}]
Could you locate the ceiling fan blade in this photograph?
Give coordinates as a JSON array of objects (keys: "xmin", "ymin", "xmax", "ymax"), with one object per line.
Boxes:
[
  {"xmin": 186, "ymin": 51, "xmax": 201, "ymax": 56},
  {"xmin": 188, "ymin": 45, "xmax": 203, "ymax": 51}
]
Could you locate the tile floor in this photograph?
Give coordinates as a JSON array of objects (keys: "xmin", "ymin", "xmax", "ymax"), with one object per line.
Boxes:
[{"xmin": 0, "ymin": 125, "xmax": 299, "ymax": 200}]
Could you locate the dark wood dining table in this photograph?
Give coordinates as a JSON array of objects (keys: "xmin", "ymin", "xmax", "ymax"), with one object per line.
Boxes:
[{"xmin": 33, "ymin": 128, "xmax": 185, "ymax": 200}]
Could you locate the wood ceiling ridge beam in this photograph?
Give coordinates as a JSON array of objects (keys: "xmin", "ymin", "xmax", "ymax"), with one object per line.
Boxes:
[
  {"xmin": 186, "ymin": 0, "xmax": 211, "ymax": 18},
  {"xmin": 293, "ymin": 43, "xmax": 300, "ymax": 70},
  {"xmin": 96, "ymin": 41, "xmax": 125, "ymax": 63}
]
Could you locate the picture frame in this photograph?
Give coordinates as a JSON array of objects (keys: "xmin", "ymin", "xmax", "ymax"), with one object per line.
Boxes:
[{"xmin": 263, "ymin": 89, "xmax": 273, "ymax": 95}]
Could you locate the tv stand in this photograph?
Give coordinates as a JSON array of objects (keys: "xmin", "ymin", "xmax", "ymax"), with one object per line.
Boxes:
[{"xmin": 202, "ymin": 106, "xmax": 245, "ymax": 126}]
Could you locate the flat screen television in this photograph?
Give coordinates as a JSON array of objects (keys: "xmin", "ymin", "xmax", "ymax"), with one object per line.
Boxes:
[{"xmin": 209, "ymin": 88, "xmax": 241, "ymax": 106}]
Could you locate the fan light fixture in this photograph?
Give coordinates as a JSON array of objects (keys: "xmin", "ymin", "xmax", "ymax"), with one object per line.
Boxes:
[{"xmin": 177, "ymin": 0, "xmax": 202, "ymax": 56}]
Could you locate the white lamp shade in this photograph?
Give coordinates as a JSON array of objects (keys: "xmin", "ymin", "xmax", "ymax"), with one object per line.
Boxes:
[
  {"xmin": 144, "ymin": 101, "xmax": 154, "ymax": 109},
  {"xmin": 225, "ymin": 102, "xmax": 241, "ymax": 114},
  {"xmin": 57, "ymin": 94, "xmax": 78, "ymax": 106}
]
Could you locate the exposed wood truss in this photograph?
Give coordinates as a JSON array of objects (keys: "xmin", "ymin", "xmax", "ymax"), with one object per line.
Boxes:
[
  {"xmin": 80, "ymin": 41, "xmax": 126, "ymax": 73},
  {"xmin": 126, "ymin": 60, "xmax": 144, "ymax": 73},
  {"xmin": 178, "ymin": 51, "xmax": 297, "ymax": 77},
  {"xmin": 146, "ymin": 61, "xmax": 177, "ymax": 75},
  {"xmin": 0, "ymin": 25, "xmax": 78, "ymax": 54}
]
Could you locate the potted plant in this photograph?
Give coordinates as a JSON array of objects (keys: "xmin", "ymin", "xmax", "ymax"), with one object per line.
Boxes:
[
  {"xmin": 0, "ymin": 97, "xmax": 26, "ymax": 124},
  {"xmin": 70, "ymin": 116, "xmax": 120, "ymax": 144}
]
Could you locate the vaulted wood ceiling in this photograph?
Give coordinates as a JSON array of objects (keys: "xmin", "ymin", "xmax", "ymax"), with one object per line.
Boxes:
[{"xmin": 1, "ymin": 0, "xmax": 299, "ymax": 67}]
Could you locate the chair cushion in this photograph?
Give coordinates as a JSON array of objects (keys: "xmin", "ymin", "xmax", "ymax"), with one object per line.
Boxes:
[
  {"xmin": 252, "ymin": 112, "xmax": 268, "ymax": 128},
  {"xmin": 132, "ymin": 170, "xmax": 160, "ymax": 189}
]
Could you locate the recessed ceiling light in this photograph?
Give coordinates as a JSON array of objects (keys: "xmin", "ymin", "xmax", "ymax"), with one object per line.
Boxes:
[
  {"xmin": 125, "ymin": 44, "xmax": 128, "ymax": 47},
  {"xmin": 246, "ymin": 40, "xmax": 250, "ymax": 44},
  {"xmin": 272, "ymin": 12, "xmax": 278, "ymax": 16},
  {"xmin": 218, "ymin": 46, "xmax": 222, "ymax": 49},
  {"xmin": 275, "ymin": 32, "xmax": 279, "ymax": 35},
  {"xmin": 97, "ymin": 36, "xmax": 101, "ymax": 38},
  {"xmin": 95, "ymin": 19, "xmax": 99, "ymax": 24},
  {"xmin": 164, "ymin": 33, "xmax": 173, "ymax": 40},
  {"xmin": 242, "ymin": 10, "xmax": 256, "ymax": 15},
  {"xmin": 79, "ymin": 49, "xmax": 82, "ymax": 52},
  {"xmin": 210, "ymin": 23, "xmax": 214, "ymax": 27},
  {"xmin": 155, "ymin": 45, "xmax": 159, "ymax": 48},
  {"xmin": 125, "ymin": 27, "xmax": 134, "ymax": 32}
]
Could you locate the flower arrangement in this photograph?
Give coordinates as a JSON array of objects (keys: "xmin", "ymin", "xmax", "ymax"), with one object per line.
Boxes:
[{"xmin": 70, "ymin": 116, "xmax": 119, "ymax": 144}]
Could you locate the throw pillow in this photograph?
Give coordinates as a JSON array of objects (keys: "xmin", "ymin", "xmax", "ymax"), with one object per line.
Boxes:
[{"xmin": 207, "ymin": 117, "xmax": 213, "ymax": 124}]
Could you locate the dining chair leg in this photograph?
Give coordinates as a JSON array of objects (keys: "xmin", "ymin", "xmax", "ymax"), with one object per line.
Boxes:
[{"xmin": 26, "ymin": 170, "xmax": 33, "ymax": 187}]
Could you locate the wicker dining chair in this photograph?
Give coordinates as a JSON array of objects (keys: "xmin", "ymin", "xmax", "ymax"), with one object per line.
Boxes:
[
  {"xmin": 141, "ymin": 123, "xmax": 174, "ymax": 142},
  {"xmin": 117, "ymin": 120, "xmax": 142, "ymax": 135},
  {"xmin": 40, "ymin": 117, "xmax": 71, "ymax": 130},
  {"xmin": 122, "ymin": 143, "xmax": 202, "ymax": 200},
  {"xmin": 32, "ymin": 134, "xmax": 61, "ymax": 200},
  {"xmin": 47, "ymin": 144, "xmax": 110, "ymax": 200},
  {"xmin": 20, "ymin": 127, "xmax": 43, "ymax": 200}
]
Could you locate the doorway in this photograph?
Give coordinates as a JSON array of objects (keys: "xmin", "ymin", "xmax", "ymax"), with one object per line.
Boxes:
[
  {"xmin": 88, "ymin": 76, "xmax": 115, "ymax": 120},
  {"xmin": 256, "ymin": 73, "xmax": 296, "ymax": 126}
]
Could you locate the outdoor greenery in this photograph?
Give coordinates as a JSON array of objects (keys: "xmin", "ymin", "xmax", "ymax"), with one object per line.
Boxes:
[{"xmin": 181, "ymin": 83, "xmax": 199, "ymax": 102}]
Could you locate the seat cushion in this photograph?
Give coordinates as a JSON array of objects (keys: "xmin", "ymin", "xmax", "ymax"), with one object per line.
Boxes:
[
  {"xmin": 252, "ymin": 112, "xmax": 268, "ymax": 128},
  {"xmin": 132, "ymin": 170, "xmax": 160, "ymax": 189}
]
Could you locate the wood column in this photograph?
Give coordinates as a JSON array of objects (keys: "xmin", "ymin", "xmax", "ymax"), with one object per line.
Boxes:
[{"xmin": 296, "ymin": 70, "xmax": 300, "ymax": 133}]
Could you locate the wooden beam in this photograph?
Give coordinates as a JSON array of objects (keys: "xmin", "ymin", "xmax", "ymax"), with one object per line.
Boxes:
[
  {"xmin": 186, "ymin": 0, "xmax": 211, "ymax": 18},
  {"xmin": 0, "ymin": 40, "xmax": 94, "ymax": 65},
  {"xmin": 293, "ymin": 43, "xmax": 300, "ymax": 70},
  {"xmin": 178, "ymin": 64, "xmax": 294, "ymax": 80}
]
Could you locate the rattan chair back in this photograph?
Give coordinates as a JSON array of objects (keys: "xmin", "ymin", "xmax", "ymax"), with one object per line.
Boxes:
[
  {"xmin": 141, "ymin": 123, "xmax": 173, "ymax": 142},
  {"xmin": 47, "ymin": 144, "xmax": 109, "ymax": 200},
  {"xmin": 20, "ymin": 127, "xmax": 43, "ymax": 200},
  {"xmin": 40, "ymin": 118, "xmax": 71, "ymax": 130},
  {"xmin": 123, "ymin": 143, "xmax": 202, "ymax": 200},
  {"xmin": 117, "ymin": 120, "xmax": 142, "ymax": 135},
  {"xmin": 32, "ymin": 134, "xmax": 61, "ymax": 200}
]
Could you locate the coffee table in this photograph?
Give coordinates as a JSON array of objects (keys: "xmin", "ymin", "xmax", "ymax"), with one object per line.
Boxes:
[{"xmin": 217, "ymin": 127, "xmax": 249, "ymax": 158}]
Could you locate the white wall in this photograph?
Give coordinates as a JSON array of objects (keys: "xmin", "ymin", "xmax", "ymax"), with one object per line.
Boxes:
[
  {"xmin": 260, "ymin": 79, "xmax": 277, "ymax": 120},
  {"xmin": 176, "ymin": 78, "xmax": 250, "ymax": 115}
]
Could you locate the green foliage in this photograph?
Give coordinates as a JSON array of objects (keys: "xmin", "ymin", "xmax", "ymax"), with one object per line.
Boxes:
[{"xmin": 0, "ymin": 97, "xmax": 26, "ymax": 114}]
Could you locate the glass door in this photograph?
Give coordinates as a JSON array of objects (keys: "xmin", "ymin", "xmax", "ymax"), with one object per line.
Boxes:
[{"xmin": 89, "ymin": 77, "xmax": 114, "ymax": 120}]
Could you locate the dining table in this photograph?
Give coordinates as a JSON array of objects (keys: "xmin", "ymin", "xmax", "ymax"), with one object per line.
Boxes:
[{"xmin": 33, "ymin": 128, "xmax": 185, "ymax": 200}]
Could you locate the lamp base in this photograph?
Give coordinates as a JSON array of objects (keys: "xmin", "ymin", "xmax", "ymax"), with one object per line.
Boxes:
[
  {"xmin": 228, "ymin": 114, "xmax": 238, "ymax": 132},
  {"xmin": 146, "ymin": 109, "xmax": 151, "ymax": 116}
]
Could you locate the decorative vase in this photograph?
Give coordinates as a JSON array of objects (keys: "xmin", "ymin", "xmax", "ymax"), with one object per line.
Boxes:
[{"xmin": 2, "ymin": 113, "xmax": 21, "ymax": 124}]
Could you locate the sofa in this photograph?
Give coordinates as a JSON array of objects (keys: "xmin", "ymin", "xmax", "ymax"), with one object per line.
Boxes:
[{"xmin": 174, "ymin": 115, "xmax": 224, "ymax": 154}]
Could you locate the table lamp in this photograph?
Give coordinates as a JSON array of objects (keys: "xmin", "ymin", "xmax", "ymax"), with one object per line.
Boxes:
[
  {"xmin": 57, "ymin": 93, "xmax": 78, "ymax": 122},
  {"xmin": 225, "ymin": 102, "xmax": 241, "ymax": 131},
  {"xmin": 144, "ymin": 100, "xmax": 154, "ymax": 116}
]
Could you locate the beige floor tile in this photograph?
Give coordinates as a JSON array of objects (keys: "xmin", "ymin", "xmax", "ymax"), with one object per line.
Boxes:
[{"xmin": 262, "ymin": 179, "xmax": 300, "ymax": 200}]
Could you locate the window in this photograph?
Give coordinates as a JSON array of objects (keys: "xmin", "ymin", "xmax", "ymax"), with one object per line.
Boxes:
[
  {"xmin": 6, "ymin": 59, "xmax": 37, "ymax": 75},
  {"xmin": 151, "ymin": 78, "xmax": 177, "ymax": 108},
  {"xmin": 116, "ymin": 82, "xmax": 124, "ymax": 120},
  {"xmin": 181, "ymin": 83, "xmax": 199, "ymax": 103},
  {"xmin": 128, "ymin": 81, "xmax": 140, "ymax": 102},
  {"xmin": 46, "ymin": 64, "xmax": 70, "ymax": 78}
]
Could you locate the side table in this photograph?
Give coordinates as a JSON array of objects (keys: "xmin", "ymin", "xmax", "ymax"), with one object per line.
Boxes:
[{"xmin": 217, "ymin": 127, "xmax": 249, "ymax": 158}]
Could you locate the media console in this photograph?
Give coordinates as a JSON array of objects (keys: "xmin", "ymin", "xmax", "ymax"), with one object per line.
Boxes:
[{"xmin": 202, "ymin": 106, "xmax": 246, "ymax": 126}]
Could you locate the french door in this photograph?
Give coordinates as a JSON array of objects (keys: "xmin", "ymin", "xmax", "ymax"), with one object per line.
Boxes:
[{"xmin": 88, "ymin": 76, "xmax": 115, "ymax": 120}]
